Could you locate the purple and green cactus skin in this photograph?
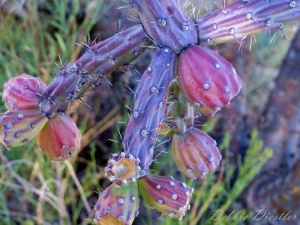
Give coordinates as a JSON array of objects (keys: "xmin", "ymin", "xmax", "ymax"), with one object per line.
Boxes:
[
  {"xmin": 172, "ymin": 127, "xmax": 222, "ymax": 180},
  {"xmin": 178, "ymin": 45, "xmax": 242, "ymax": 117},
  {"xmin": 138, "ymin": 174, "xmax": 193, "ymax": 220},
  {"xmin": 1, "ymin": 0, "xmax": 300, "ymax": 224},
  {"xmin": 197, "ymin": 0, "xmax": 300, "ymax": 45},
  {"xmin": 121, "ymin": 47, "xmax": 176, "ymax": 177},
  {"xmin": 94, "ymin": 182, "xmax": 139, "ymax": 225},
  {"xmin": 133, "ymin": 0, "xmax": 197, "ymax": 53}
]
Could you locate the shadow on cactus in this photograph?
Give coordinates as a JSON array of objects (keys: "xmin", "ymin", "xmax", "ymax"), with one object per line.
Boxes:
[{"xmin": 0, "ymin": 0, "xmax": 299, "ymax": 224}]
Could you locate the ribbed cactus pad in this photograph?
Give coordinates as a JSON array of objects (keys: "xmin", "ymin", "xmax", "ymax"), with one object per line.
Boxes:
[
  {"xmin": 94, "ymin": 182, "xmax": 139, "ymax": 225},
  {"xmin": 36, "ymin": 114, "xmax": 81, "ymax": 161},
  {"xmin": 138, "ymin": 174, "xmax": 193, "ymax": 220},
  {"xmin": 172, "ymin": 127, "xmax": 221, "ymax": 179},
  {"xmin": 178, "ymin": 45, "xmax": 242, "ymax": 117}
]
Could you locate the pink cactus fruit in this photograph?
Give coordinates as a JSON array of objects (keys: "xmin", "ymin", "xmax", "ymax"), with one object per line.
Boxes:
[
  {"xmin": 138, "ymin": 174, "xmax": 193, "ymax": 220},
  {"xmin": 178, "ymin": 45, "xmax": 242, "ymax": 117},
  {"xmin": 94, "ymin": 182, "xmax": 139, "ymax": 225},
  {"xmin": 0, "ymin": 110, "xmax": 48, "ymax": 149},
  {"xmin": 2, "ymin": 74, "xmax": 47, "ymax": 110},
  {"xmin": 36, "ymin": 114, "xmax": 81, "ymax": 161},
  {"xmin": 172, "ymin": 127, "xmax": 222, "ymax": 180}
]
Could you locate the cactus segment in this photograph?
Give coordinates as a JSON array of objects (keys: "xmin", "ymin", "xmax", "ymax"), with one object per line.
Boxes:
[
  {"xmin": 94, "ymin": 182, "xmax": 139, "ymax": 225},
  {"xmin": 133, "ymin": 0, "xmax": 197, "ymax": 53},
  {"xmin": 178, "ymin": 45, "xmax": 242, "ymax": 117},
  {"xmin": 36, "ymin": 113, "xmax": 81, "ymax": 161},
  {"xmin": 0, "ymin": 110, "xmax": 48, "ymax": 149},
  {"xmin": 138, "ymin": 174, "xmax": 193, "ymax": 220},
  {"xmin": 75, "ymin": 25, "xmax": 151, "ymax": 74},
  {"xmin": 172, "ymin": 127, "xmax": 221, "ymax": 180},
  {"xmin": 197, "ymin": 0, "xmax": 300, "ymax": 44},
  {"xmin": 105, "ymin": 152, "xmax": 141, "ymax": 186},
  {"xmin": 123, "ymin": 48, "xmax": 176, "ymax": 175},
  {"xmin": 3, "ymin": 74, "xmax": 47, "ymax": 111}
]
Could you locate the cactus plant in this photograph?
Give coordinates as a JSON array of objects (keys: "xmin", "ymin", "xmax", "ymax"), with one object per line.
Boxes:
[{"xmin": 1, "ymin": 0, "xmax": 300, "ymax": 224}]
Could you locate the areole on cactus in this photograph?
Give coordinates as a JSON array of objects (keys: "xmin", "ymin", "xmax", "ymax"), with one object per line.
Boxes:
[{"xmin": 1, "ymin": 0, "xmax": 300, "ymax": 224}]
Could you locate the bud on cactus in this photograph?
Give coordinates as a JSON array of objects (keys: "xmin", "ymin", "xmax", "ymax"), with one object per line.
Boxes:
[
  {"xmin": 178, "ymin": 45, "xmax": 242, "ymax": 117},
  {"xmin": 138, "ymin": 174, "xmax": 193, "ymax": 220},
  {"xmin": 94, "ymin": 182, "xmax": 139, "ymax": 225},
  {"xmin": 2, "ymin": 74, "xmax": 47, "ymax": 110},
  {"xmin": 172, "ymin": 127, "xmax": 221, "ymax": 180},
  {"xmin": 105, "ymin": 152, "xmax": 141, "ymax": 186},
  {"xmin": 0, "ymin": 110, "xmax": 48, "ymax": 149},
  {"xmin": 36, "ymin": 114, "xmax": 81, "ymax": 161}
]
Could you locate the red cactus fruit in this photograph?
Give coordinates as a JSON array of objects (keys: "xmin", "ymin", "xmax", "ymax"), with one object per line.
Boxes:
[
  {"xmin": 2, "ymin": 74, "xmax": 47, "ymax": 111},
  {"xmin": 36, "ymin": 114, "xmax": 81, "ymax": 161},
  {"xmin": 0, "ymin": 110, "xmax": 48, "ymax": 149},
  {"xmin": 94, "ymin": 182, "xmax": 139, "ymax": 225},
  {"xmin": 138, "ymin": 174, "xmax": 193, "ymax": 220},
  {"xmin": 178, "ymin": 45, "xmax": 242, "ymax": 117},
  {"xmin": 105, "ymin": 152, "xmax": 141, "ymax": 186},
  {"xmin": 172, "ymin": 127, "xmax": 221, "ymax": 180}
]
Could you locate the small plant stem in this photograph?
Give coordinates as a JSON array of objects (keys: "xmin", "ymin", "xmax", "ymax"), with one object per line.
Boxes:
[{"xmin": 64, "ymin": 160, "xmax": 91, "ymax": 213}]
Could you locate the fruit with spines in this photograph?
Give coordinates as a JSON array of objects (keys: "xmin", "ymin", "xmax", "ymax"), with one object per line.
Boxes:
[
  {"xmin": 3, "ymin": 74, "xmax": 47, "ymax": 110},
  {"xmin": 178, "ymin": 45, "xmax": 242, "ymax": 117},
  {"xmin": 0, "ymin": 110, "xmax": 48, "ymax": 149},
  {"xmin": 172, "ymin": 127, "xmax": 222, "ymax": 180},
  {"xmin": 36, "ymin": 113, "xmax": 81, "ymax": 161},
  {"xmin": 138, "ymin": 174, "xmax": 193, "ymax": 220},
  {"xmin": 94, "ymin": 182, "xmax": 139, "ymax": 225}
]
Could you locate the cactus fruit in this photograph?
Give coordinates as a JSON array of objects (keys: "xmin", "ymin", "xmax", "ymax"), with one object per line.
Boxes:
[
  {"xmin": 0, "ymin": 110, "xmax": 48, "ymax": 149},
  {"xmin": 94, "ymin": 182, "xmax": 139, "ymax": 225},
  {"xmin": 36, "ymin": 113, "xmax": 81, "ymax": 161},
  {"xmin": 172, "ymin": 127, "xmax": 222, "ymax": 180},
  {"xmin": 133, "ymin": 0, "xmax": 197, "ymax": 53},
  {"xmin": 105, "ymin": 152, "xmax": 141, "ymax": 186},
  {"xmin": 3, "ymin": 74, "xmax": 47, "ymax": 110},
  {"xmin": 178, "ymin": 45, "xmax": 242, "ymax": 117},
  {"xmin": 138, "ymin": 174, "xmax": 193, "ymax": 220}
]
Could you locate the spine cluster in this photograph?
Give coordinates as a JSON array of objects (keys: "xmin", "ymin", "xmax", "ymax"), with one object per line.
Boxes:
[{"xmin": 1, "ymin": 0, "xmax": 300, "ymax": 224}]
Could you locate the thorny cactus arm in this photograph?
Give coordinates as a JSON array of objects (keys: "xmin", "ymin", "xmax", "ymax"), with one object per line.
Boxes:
[
  {"xmin": 132, "ymin": 0, "xmax": 197, "ymax": 53},
  {"xmin": 198, "ymin": 0, "xmax": 300, "ymax": 45},
  {"xmin": 1, "ymin": 0, "xmax": 300, "ymax": 224},
  {"xmin": 105, "ymin": 48, "xmax": 176, "ymax": 186}
]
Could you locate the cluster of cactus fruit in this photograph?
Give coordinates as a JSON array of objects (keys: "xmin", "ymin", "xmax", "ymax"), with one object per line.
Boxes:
[{"xmin": 1, "ymin": 0, "xmax": 300, "ymax": 224}]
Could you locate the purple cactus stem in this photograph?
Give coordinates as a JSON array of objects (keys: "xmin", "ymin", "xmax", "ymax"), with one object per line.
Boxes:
[
  {"xmin": 138, "ymin": 174, "xmax": 193, "ymax": 220},
  {"xmin": 197, "ymin": 0, "xmax": 300, "ymax": 44},
  {"xmin": 94, "ymin": 182, "xmax": 139, "ymax": 225},
  {"xmin": 123, "ymin": 48, "xmax": 175, "ymax": 176},
  {"xmin": 133, "ymin": 0, "xmax": 197, "ymax": 53}
]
